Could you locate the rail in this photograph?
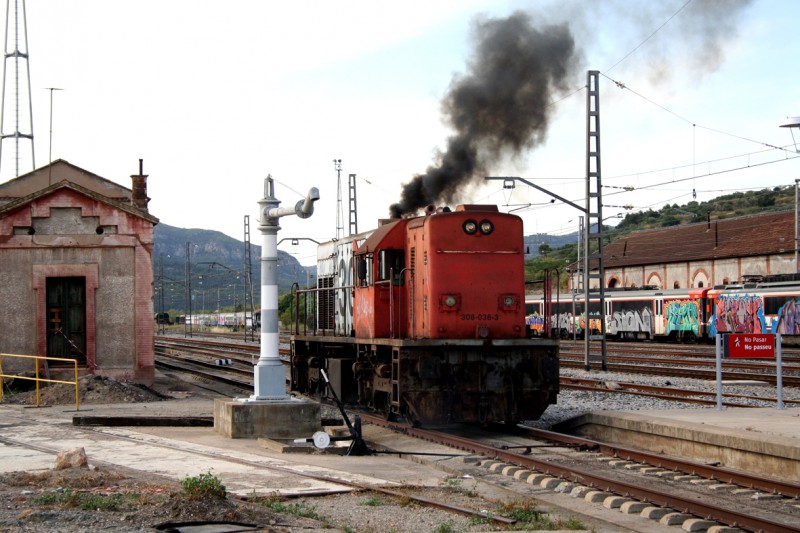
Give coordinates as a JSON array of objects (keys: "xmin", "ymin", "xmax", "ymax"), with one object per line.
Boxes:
[{"xmin": 0, "ymin": 353, "xmax": 80, "ymax": 410}]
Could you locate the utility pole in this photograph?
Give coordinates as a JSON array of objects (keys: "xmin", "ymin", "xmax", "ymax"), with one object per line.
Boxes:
[
  {"xmin": 0, "ymin": 0, "xmax": 35, "ymax": 180},
  {"xmin": 584, "ymin": 70, "xmax": 607, "ymax": 371},
  {"xmin": 334, "ymin": 158, "xmax": 343, "ymax": 240},
  {"xmin": 46, "ymin": 87, "xmax": 62, "ymax": 184}
]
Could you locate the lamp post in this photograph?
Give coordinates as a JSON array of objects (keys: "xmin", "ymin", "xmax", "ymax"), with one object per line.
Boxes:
[{"xmin": 780, "ymin": 116, "xmax": 800, "ymax": 273}]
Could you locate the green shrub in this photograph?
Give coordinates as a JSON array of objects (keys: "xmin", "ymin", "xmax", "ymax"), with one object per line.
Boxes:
[
  {"xmin": 32, "ymin": 489, "xmax": 138, "ymax": 511},
  {"xmin": 499, "ymin": 500, "xmax": 587, "ymax": 530},
  {"xmin": 360, "ymin": 494, "xmax": 383, "ymax": 506},
  {"xmin": 256, "ymin": 496, "xmax": 324, "ymax": 521},
  {"xmin": 180, "ymin": 471, "xmax": 226, "ymax": 500}
]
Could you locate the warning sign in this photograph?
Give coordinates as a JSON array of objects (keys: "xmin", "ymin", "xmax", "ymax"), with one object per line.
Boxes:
[{"xmin": 724, "ymin": 333, "xmax": 775, "ymax": 359}]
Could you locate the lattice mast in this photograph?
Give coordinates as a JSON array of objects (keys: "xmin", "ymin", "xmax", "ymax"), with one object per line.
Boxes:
[
  {"xmin": 0, "ymin": 0, "xmax": 35, "ymax": 180},
  {"xmin": 348, "ymin": 172, "xmax": 358, "ymax": 235},
  {"xmin": 243, "ymin": 215, "xmax": 255, "ymax": 342},
  {"xmin": 583, "ymin": 70, "xmax": 607, "ymax": 371},
  {"xmin": 334, "ymin": 158, "xmax": 343, "ymax": 240}
]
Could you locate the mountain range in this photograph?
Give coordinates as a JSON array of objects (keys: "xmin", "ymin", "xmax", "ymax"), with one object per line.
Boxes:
[{"xmin": 153, "ymin": 223, "xmax": 315, "ymax": 314}]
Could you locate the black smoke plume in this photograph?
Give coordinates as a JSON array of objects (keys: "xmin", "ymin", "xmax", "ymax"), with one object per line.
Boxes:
[{"xmin": 389, "ymin": 12, "xmax": 579, "ymax": 217}]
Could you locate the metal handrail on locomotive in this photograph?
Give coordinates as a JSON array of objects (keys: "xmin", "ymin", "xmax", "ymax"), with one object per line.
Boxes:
[
  {"xmin": 289, "ymin": 204, "xmax": 560, "ymax": 426},
  {"xmin": 525, "ymin": 274, "xmax": 800, "ymax": 344}
]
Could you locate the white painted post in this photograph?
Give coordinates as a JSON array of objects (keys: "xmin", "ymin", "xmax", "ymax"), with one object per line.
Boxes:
[
  {"xmin": 776, "ymin": 334, "xmax": 785, "ymax": 410},
  {"xmin": 247, "ymin": 176, "xmax": 319, "ymax": 401}
]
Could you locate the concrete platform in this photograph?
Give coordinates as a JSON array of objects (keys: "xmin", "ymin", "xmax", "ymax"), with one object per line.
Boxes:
[{"xmin": 555, "ymin": 406, "xmax": 800, "ymax": 482}]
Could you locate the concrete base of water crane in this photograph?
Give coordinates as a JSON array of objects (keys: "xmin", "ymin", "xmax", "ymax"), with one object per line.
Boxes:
[{"xmin": 213, "ymin": 397, "xmax": 321, "ymax": 439}]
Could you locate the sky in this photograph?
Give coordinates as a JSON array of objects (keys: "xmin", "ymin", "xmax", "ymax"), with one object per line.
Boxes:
[{"xmin": 1, "ymin": 0, "xmax": 799, "ymax": 266}]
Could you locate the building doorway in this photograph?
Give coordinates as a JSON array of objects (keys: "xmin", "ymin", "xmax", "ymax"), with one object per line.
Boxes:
[{"xmin": 46, "ymin": 277, "xmax": 86, "ymax": 365}]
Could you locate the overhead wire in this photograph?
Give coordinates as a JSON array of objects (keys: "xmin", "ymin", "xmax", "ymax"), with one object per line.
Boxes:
[
  {"xmin": 488, "ymin": 0, "xmax": 796, "ymax": 233},
  {"xmin": 603, "ymin": 0, "xmax": 693, "ymax": 73}
]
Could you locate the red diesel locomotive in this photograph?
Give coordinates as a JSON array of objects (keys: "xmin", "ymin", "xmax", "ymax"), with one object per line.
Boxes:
[{"xmin": 290, "ymin": 204, "xmax": 559, "ymax": 425}]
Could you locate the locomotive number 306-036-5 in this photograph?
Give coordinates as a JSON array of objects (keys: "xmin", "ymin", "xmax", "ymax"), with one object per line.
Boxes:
[{"xmin": 460, "ymin": 313, "xmax": 499, "ymax": 321}]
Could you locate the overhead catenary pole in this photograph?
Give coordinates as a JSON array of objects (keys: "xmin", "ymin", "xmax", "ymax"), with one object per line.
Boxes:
[
  {"xmin": 584, "ymin": 70, "xmax": 607, "ymax": 371},
  {"xmin": 779, "ymin": 116, "xmax": 800, "ymax": 274},
  {"xmin": 484, "ymin": 70, "xmax": 606, "ymax": 371},
  {"xmin": 0, "ymin": 0, "xmax": 35, "ymax": 180}
]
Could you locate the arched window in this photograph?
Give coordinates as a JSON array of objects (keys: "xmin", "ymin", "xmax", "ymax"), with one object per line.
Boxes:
[
  {"xmin": 673, "ymin": 281, "xmax": 681, "ymax": 289},
  {"xmin": 646, "ymin": 273, "xmax": 662, "ymax": 289},
  {"xmin": 698, "ymin": 281, "xmax": 704, "ymax": 288},
  {"xmin": 608, "ymin": 278, "xmax": 619, "ymax": 288}
]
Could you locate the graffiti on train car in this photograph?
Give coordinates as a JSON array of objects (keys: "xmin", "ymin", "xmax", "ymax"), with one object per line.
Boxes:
[
  {"xmin": 526, "ymin": 314, "xmax": 545, "ymax": 334},
  {"xmin": 608, "ymin": 307, "xmax": 653, "ymax": 336},
  {"xmin": 773, "ymin": 299, "xmax": 800, "ymax": 335},
  {"xmin": 578, "ymin": 315, "xmax": 603, "ymax": 334},
  {"xmin": 556, "ymin": 312, "xmax": 574, "ymax": 333},
  {"xmin": 711, "ymin": 294, "xmax": 766, "ymax": 336},
  {"xmin": 664, "ymin": 300, "xmax": 700, "ymax": 336}
]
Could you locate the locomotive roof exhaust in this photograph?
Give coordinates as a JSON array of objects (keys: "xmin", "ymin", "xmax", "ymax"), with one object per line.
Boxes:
[{"xmin": 424, "ymin": 205, "xmax": 453, "ymax": 216}]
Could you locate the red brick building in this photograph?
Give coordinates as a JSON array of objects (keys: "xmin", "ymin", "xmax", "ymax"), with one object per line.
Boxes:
[
  {"xmin": 571, "ymin": 210, "xmax": 796, "ymax": 290},
  {"xmin": 0, "ymin": 160, "xmax": 158, "ymax": 385}
]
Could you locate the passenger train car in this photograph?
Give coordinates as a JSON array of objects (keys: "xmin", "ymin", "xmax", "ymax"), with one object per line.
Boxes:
[
  {"xmin": 526, "ymin": 275, "xmax": 800, "ymax": 344},
  {"xmin": 289, "ymin": 204, "xmax": 560, "ymax": 425}
]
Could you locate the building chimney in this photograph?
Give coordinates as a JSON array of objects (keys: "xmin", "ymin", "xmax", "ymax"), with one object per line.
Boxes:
[{"xmin": 130, "ymin": 158, "xmax": 150, "ymax": 211}]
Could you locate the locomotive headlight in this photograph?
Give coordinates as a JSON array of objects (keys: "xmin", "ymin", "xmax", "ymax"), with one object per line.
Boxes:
[
  {"xmin": 479, "ymin": 219, "xmax": 494, "ymax": 235},
  {"xmin": 463, "ymin": 219, "xmax": 478, "ymax": 234},
  {"xmin": 444, "ymin": 295, "xmax": 457, "ymax": 307},
  {"xmin": 504, "ymin": 295, "xmax": 515, "ymax": 307}
]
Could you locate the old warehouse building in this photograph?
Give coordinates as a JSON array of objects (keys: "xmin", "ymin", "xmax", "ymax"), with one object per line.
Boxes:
[
  {"xmin": 0, "ymin": 159, "xmax": 158, "ymax": 385},
  {"xmin": 571, "ymin": 210, "xmax": 796, "ymax": 290}
]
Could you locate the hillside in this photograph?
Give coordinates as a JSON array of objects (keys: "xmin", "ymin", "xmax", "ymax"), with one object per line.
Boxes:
[
  {"xmin": 153, "ymin": 223, "xmax": 315, "ymax": 314},
  {"xmin": 525, "ymin": 185, "xmax": 797, "ymax": 284},
  {"xmin": 614, "ymin": 185, "xmax": 795, "ymax": 234}
]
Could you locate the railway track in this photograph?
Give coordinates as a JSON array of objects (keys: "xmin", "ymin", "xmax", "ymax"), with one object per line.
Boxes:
[
  {"xmin": 363, "ymin": 415, "xmax": 800, "ymax": 533},
  {"xmin": 153, "ymin": 335, "xmax": 800, "ymax": 532},
  {"xmin": 560, "ymin": 376, "xmax": 799, "ymax": 407},
  {"xmin": 155, "ymin": 335, "xmax": 800, "ymax": 405}
]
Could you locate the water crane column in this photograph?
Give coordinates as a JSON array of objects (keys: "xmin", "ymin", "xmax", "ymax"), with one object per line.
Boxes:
[{"xmin": 251, "ymin": 175, "xmax": 319, "ymax": 400}]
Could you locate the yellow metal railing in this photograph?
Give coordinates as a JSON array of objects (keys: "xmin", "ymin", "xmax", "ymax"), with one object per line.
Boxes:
[{"xmin": 0, "ymin": 353, "xmax": 80, "ymax": 411}]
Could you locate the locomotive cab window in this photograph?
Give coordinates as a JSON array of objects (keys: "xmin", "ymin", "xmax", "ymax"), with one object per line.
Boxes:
[
  {"xmin": 356, "ymin": 254, "xmax": 373, "ymax": 286},
  {"xmin": 377, "ymin": 249, "xmax": 404, "ymax": 286}
]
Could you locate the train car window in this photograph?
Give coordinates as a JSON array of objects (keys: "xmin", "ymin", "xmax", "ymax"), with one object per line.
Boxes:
[
  {"xmin": 378, "ymin": 249, "xmax": 405, "ymax": 286},
  {"xmin": 615, "ymin": 299, "xmax": 651, "ymax": 313},
  {"xmin": 764, "ymin": 295, "xmax": 792, "ymax": 315}
]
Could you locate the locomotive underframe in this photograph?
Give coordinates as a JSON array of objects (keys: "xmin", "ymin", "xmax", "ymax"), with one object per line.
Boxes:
[{"xmin": 290, "ymin": 334, "xmax": 559, "ymax": 425}]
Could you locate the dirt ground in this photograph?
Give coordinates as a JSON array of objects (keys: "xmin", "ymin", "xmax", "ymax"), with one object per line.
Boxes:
[
  {"xmin": 1, "ymin": 375, "xmax": 538, "ymax": 533},
  {"xmin": 1, "ymin": 374, "xmax": 169, "ymax": 406},
  {"xmin": 0, "ymin": 466, "xmax": 327, "ymax": 532},
  {"xmin": 0, "ymin": 376, "xmax": 332, "ymax": 532}
]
